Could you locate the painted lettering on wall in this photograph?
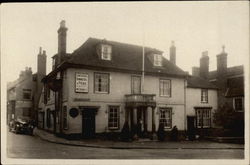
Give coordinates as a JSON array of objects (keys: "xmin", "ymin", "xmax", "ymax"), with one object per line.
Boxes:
[{"xmin": 75, "ymin": 73, "xmax": 88, "ymax": 93}]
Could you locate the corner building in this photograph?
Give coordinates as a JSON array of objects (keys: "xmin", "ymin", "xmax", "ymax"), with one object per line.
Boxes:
[{"xmin": 40, "ymin": 21, "xmax": 188, "ymax": 139}]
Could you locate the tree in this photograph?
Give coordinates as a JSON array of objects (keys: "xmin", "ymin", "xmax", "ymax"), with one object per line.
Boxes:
[{"xmin": 213, "ymin": 103, "xmax": 244, "ymax": 137}]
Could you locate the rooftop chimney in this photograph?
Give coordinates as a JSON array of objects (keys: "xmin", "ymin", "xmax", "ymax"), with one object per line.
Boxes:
[
  {"xmin": 57, "ymin": 20, "xmax": 68, "ymax": 63},
  {"xmin": 37, "ymin": 47, "xmax": 47, "ymax": 76},
  {"xmin": 199, "ymin": 51, "xmax": 209, "ymax": 79},
  {"xmin": 170, "ymin": 41, "xmax": 176, "ymax": 65},
  {"xmin": 216, "ymin": 45, "xmax": 228, "ymax": 89}
]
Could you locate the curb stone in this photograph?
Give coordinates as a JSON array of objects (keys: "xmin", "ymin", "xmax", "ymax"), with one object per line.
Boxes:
[{"xmin": 33, "ymin": 128, "xmax": 244, "ymax": 150}]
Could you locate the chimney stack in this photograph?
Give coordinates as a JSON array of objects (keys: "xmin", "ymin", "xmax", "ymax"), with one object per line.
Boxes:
[
  {"xmin": 199, "ymin": 51, "xmax": 209, "ymax": 79},
  {"xmin": 216, "ymin": 45, "xmax": 228, "ymax": 90},
  {"xmin": 170, "ymin": 41, "xmax": 176, "ymax": 65},
  {"xmin": 192, "ymin": 67, "xmax": 200, "ymax": 77},
  {"xmin": 57, "ymin": 20, "xmax": 68, "ymax": 63},
  {"xmin": 37, "ymin": 47, "xmax": 47, "ymax": 76}
]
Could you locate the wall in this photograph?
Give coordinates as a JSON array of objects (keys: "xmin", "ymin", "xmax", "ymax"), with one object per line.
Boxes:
[
  {"xmin": 58, "ymin": 68, "xmax": 185, "ymax": 135},
  {"xmin": 186, "ymin": 88, "xmax": 218, "ymax": 128}
]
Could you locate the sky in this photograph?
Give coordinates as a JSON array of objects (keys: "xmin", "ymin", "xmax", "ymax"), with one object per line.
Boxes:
[{"xmin": 1, "ymin": 2, "xmax": 249, "ymax": 83}]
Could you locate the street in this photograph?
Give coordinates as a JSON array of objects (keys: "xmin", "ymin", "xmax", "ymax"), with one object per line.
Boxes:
[{"xmin": 6, "ymin": 131, "xmax": 244, "ymax": 159}]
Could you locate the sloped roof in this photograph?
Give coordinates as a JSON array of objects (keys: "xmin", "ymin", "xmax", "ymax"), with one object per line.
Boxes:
[
  {"xmin": 187, "ymin": 76, "xmax": 217, "ymax": 89},
  {"xmin": 209, "ymin": 65, "xmax": 244, "ymax": 80},
  {"xmin": 64, "ymin": 37, "xmax": 187, "ymax": 77}
]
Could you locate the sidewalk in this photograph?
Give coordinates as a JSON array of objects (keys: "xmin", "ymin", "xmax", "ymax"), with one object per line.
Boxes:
[{"xmin": 33, "ymin": 128, "xmax": 244, "ymax": 149}]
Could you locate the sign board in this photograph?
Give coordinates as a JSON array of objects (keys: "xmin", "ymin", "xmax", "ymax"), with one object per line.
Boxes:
[{"xmin": 75, "ymin": 73, "xmax": 88, "ymax": 93}]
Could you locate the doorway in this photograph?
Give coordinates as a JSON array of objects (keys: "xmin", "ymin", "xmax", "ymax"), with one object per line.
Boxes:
[{"xmin": 82, "ymin": 108, "xmax": 96, "ymax": 138}]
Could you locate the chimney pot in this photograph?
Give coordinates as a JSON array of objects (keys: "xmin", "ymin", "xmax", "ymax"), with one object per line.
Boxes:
[
  {"xmin": 43, "ymin": 50, "xmax": 46, "ymax": 55},
  {"xmin": 170, "ymin": 40, "xmax": 176, "ymax": 65},
  {"xmin": 199, "ymin": 51, "xmax": 209, "ymax": 79},
  {"xmin": 39, "ymin": 47, "xmax": 42, "ymax": 54},
  {"xmin": 60, "ymin": 20, "xmax": 66, "ymax": 28}
]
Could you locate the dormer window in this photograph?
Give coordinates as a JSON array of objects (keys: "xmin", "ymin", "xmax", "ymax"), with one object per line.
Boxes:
[
  {"xmin": 101, "ymin": 44, "xmax": 112, "ymax": 60},
  {"xmin": 154, "ymin": 54, "xmax": 162, "ymax": 66}
]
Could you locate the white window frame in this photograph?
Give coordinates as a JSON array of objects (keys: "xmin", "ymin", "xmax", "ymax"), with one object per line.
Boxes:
[
  {"xmin": 94, "ymin": 73, "xmax": 109, "ymax": 94},
  {"xmin": 159, "ymin": 79, "xmax": 171, "ymax": 97},
  {"xmin": 196, "ymin": 109, "xmax": 211, "ymax": 128},
  {"xmin": 233, "ymin": 97, "xmax": 244, "ymax": 112},
  {"xmin": 201, "ymin": 89, "xmax": 208, "ymax": 103},
  {"xmin": 101, "ymin": 44, "xmax": 112, "ymax": 61},
  {"xmin": 159, "ymin": 108, "xmax": 172, "ymax": 129},
  {"xmin": 154, "ymin": 54, "xmax": 162, "ymax": 66},
  {"xmin": 108, "ymin": 106, "xmax": 120, "ymax": 130}
]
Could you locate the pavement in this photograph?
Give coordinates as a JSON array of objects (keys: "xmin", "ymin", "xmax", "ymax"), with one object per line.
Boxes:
[{"xmin": 33, "ymin": 128, "xmax": 244, "ymax": 150}]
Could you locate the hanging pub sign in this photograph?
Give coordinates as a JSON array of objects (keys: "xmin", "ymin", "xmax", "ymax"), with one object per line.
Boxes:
[{"xmin": 75, "ymin": 73, "xmax": 88, "ymax": 93}]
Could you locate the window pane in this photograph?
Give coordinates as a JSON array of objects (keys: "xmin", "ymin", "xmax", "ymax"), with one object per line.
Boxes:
[{"xmin": 108, "ymin": 106, "xmax": 119, "ymax": 129}]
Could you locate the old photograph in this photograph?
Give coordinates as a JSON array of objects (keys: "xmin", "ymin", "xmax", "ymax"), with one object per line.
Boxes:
[{"xmin": 1, "ymin": 1, "xmax": 249, "ymax": 165}]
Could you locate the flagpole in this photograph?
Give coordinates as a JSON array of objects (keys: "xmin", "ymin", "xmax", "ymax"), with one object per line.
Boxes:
[{"xmin": 141, "ymin": 26, "xmax": 145, "ymax": 94}]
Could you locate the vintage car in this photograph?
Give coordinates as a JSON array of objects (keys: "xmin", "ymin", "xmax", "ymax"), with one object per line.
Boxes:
[{"xmin": 9, "ymin": 118, "xmax": 34, "ymax": 135}]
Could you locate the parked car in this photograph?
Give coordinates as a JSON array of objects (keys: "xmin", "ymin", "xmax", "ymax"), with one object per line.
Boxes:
[{"xmin": 9, "ymin": 118, "xmax": 34, "ymax": 135}]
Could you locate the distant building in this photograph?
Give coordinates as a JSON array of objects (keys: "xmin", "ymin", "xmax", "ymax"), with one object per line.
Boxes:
[
  {"xmin": 191, "ymin": 47, "xmax": 244, "ymax": 136},
  {"xmin": 7, "ymin": 48, "xmax": 46, "ymax": 124}
]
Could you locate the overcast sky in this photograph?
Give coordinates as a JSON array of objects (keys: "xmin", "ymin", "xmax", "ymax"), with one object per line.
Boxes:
[{"xmin": 1, "ymin": 2, "xmax": 249, "ymax": 83}]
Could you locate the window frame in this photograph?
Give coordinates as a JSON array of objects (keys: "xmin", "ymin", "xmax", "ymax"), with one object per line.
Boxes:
[
  {"xmin": 233, "ymin": 97, "xmax": 244, "ymax": 112},
  {"xmin": 195, "ymin": 108, "xmax": 211, "ymax": 128},
  {"xmin": 159, "ymin": 79, "xmax": 171, "ymax": 97},
  {"xmin": 22, "ymin": 89, "xmax": 32, "ymax": 100},
  {"xmin": 159, "ymin": 107, "xmax": 172, "ymax": 129},
  {"xmin": 154, "ymin": 54, "xmax": 162, "ymax": 67},
  {"xmin": 101, "ymin": 44, "xmax": 112, "ymax": 61},
  {"xmin": 201, "ymin": 89, "xmax": 208, "ymax": 103},
  {"xmin": 94, "ymin": 72, "xmax": 110, "ymax": 94},
  {"xmin": 131, "ymin": 75, "xmax": 141, "ymax": 94},
  {"xmin": 108, "ymin": 105, "xmax": 120, "ymax": 130}
]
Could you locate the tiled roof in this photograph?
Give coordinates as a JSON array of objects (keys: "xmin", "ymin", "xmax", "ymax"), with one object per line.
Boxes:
[
  {"xmin": 209, "ymin": 65, "xmax": 244, "ymax": 80},
  {"xmin": 187, "ymin": 76, "xmax": 217, "ymax": 89},
  {"xmin": 64, "ymin": 37, "xmax": 187, "ymax": 77}
]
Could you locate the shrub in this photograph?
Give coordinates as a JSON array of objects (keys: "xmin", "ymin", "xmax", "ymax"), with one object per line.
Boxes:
[
  {"xmin": 157, "ymin": 123, "xmax": 166, "ymax": 141},
  {"xmin": 170, "ymin": 126, "xmax": 179, "ymax": 141},
  {"xmin": 120, "ymin": 122, "xmax": 130, "ymax": 141}
]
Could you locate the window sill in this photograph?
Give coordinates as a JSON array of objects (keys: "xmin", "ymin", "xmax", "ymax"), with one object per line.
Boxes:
[
  {"xmin": 160, "ymin": 95, "xmax": 171, "ymax": 98},
  {"xmin": 94, "ymin": 91, "xmax": 109, "ymax": 94}
]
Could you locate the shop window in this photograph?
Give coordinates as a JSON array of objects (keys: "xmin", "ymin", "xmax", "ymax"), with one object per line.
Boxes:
[
  {"xmin": 131, "ymin": 76, "xmax": 141, "ymax": 94},
  {"xmin": 201, "ymin": 89, "xmax": 208, "ymax": 103},
  {"xmin": 94, "ymin": 73, "xmax": 109, "ymax": 93},
  {"xmin": 160, "ymin": 79, "xmax": 171, "ymax": 97},
  {"xmin": 23, "ymin": 89, "xmax": 31, "ymax": 100},
  {"xmin": 233, "ymin": 97, "xmax": 244, "ymax": 112},
  {"xmin": 196, "ymin": 109, "xmax": 211, "ymax": 128},
  {"xmin": 108, "ymin": 106, "xmax": 120, "ymax": 129},
  {"xmin": 159, "ymin": 108, "xmax": 172, "ymax": 129}
]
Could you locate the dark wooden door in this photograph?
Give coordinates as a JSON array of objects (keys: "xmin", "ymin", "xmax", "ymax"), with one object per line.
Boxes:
[
  {"xmin": 187, "ymin": 116, "xmax": 196, "ymax": 140},
  {"xmin": 82, "ymin": 109, "xmax": 96, "ymax": 138}
]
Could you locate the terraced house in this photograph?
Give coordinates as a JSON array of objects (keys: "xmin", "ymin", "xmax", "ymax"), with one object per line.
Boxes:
[{"xmin": 39, "ymin": 21, "xmax": 190, "ymax": 139}]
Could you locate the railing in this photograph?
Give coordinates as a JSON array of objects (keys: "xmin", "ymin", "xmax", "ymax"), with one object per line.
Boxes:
[{"xmin": 125, "ymin": 94, "xmax": 156, "ymax": 108}]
